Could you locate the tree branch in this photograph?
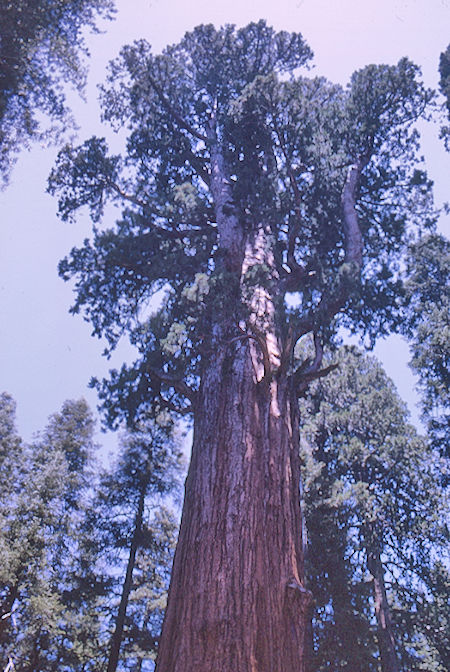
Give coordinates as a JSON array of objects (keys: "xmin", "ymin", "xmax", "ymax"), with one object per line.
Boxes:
[
  {"xmin": 228, "ymin": 325, "xmax": 272, "ymax": 384},
  {"xmin": 341, "ymin": 156, "xmax": 366, "ymax": 268},
  {"xmin": 147, "ymin": 367, "xmax": 197, "ymax": 405},
  {"xmin": 103, "ymin": 178, "xmax": 148, "ymax": 209},
  {"xmin": 293, "ymin": 332, "xmax": 338, "ymax": 396},
  {"xmin": 185, "ymin": 149, "xmax": 211, "ymax": 186},
  {"xmin": 273, "ymin": 123, "xmax": 310, "ymax": 287},
  {"xmin": 290, "ymin": 155, "xmax": 368, "ymax": 349},
  {"xmin": 160, "ymin": 395, "xmax": 194, "ymax": 416},
  {"xmin": 147, "ymin": 72, "xmax": 208, "ymax": 143}
]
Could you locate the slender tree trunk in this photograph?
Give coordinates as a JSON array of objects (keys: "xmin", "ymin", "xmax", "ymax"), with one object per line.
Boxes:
[
  {"xmin": 367, "ymin": 550, "xmax": 399, "ymax": 672},
  {"xmin": 107, "ymin": 487, "xmax": 145, "ymax": 672},
  {"xmin": 0, "ymin": 583, "xmax": 18, "ymax": 638},
  {"xmin": 24, "ymin": 639, "xmax": 39, "ymax": 672},
  {"xmin": 157, "ymin": 226, "xmax": 311, "ymax": 672}
]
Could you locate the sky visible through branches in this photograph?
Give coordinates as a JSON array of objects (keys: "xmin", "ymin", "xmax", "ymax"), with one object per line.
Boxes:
[{"xmin": 0, "ymin": 0, "xmax": 449, "ymax": 453}]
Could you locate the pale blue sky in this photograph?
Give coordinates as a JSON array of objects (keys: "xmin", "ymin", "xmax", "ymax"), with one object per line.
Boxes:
[{"xmin": 0, "ymin": 0, "xmax": 449, "ymax": 450}]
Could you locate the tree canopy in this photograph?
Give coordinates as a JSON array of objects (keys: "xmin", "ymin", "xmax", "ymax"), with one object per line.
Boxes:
[
  {"xmin": 439, "ymin": 43, "xmax": 450, "ymax": 148},
  {"xmin": 0, "ymin": 394, "xmax": 182, "ymax": 671},
  {"xmin": 49, "ymin": 21, "xmax": 436, "ymax": 428},
  {"xmin": 403, "ymin": 233, "xmax": 450, "ymax": 466}
]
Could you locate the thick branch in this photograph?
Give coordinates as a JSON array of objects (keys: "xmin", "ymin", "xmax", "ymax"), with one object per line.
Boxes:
[
  {"xmin": 342, "ymin": 157, "xmax": 366, "ymax": 267},
  {"xmin": 293, "ymin": 333, "xmax": 338, "ymax": 396},
  {"xmin": 228, "ymin": 326, "xmax": 272, "ymax": 384},
  {"xmin": 295, "ymin": 363, "xmax": 338, "ymax": 397},
  {"xmin": 148, "ymin": 367, "xmax": 197, "ymax": 405},
  {"xmin": 286, "ymin": 157, "xmax": 368, "ymax": 390},
  {"xmin": 185, "ymin": 149, "xmax": 211, "ymax": 187},
  {"xmin": 207, "ymin": 114, "xmax": 244, "ymax": 272},
  {"xmin": 249, "ymin": 326, "xmax": 273, "ymax": 385},
  {"xmin": 274, "ymin": 123, "xmax": 309, "ymax": 286},
  {"xmin": 291, "ymin": 156, "xmax": 367, "ymax": 346}
]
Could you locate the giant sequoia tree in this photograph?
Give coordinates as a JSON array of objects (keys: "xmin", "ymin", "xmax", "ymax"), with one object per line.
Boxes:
[{"xmin": 49, "ymin": 22, "xmax": 436, "ymax": 671}]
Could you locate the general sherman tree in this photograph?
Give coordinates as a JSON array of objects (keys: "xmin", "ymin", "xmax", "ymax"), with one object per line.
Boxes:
[{"xmin": 48, "ymin": 22, "xmax": 436, "ymax": 671}]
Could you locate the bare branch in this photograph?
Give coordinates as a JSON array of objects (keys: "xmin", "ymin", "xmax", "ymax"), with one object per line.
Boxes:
[{"xmin": 103, "ymin": 178, "xmax": 148, "ymax": 209}]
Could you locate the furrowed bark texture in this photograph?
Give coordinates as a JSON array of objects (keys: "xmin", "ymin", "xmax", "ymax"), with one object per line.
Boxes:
[
  {"xmin": 157, "ymin": 223, "xmax": 310, "ymax": 671},
  {"xmin": 156, "ymin": 140, "xmax": 363, "ymax": 671},
  {"xmin": 157, "ymin": 349, "xmax": 309, "ymax": 671}
]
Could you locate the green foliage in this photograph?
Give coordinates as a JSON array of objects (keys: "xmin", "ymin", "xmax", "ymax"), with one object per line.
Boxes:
[
  {"xmin": 48, "ymin": 21, "xmax": 436, "ymax": 426},
  {"xmin": 0, "ymin": 0, "xmax": 115, "ymax": 184},
  {"xmin": 403, "ymin": 233, "xmax": 450, "ymax": 465},
  {"xmin": 118, "ymin": 507, "xmax": 179, "ymax": 669},
  {"xmin": 0, "ymin": 395, "xmax": 182, "ymax": 670},
  {"xmin": 0, "ymin": 396, "xmax": 107, "ymax": 670},
  {"xmin": 300, "ymin": 347, "xmax": 448, "ymax": 671}
]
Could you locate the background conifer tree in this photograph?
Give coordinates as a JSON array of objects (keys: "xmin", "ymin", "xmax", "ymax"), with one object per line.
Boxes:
[
  {"xmin": 96, "ymin": 416, "xmax": 182, "ymax": 672},
  {"xmin": 300, "ymin": 347, "xmax": 448, "ymax": 672},
  {"xmin": 403, "ymin": 233, "xmax": 450, "ymax": 468}
]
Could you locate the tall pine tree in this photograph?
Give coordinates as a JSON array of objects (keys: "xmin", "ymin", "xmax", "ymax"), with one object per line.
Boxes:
[
  {"xmin": 95, "ymin": 415, "xmax": 182, "ymax": 672},
  {"xmin": 0, "ymin": 397, "xmax": 106, "ymax": 671}
]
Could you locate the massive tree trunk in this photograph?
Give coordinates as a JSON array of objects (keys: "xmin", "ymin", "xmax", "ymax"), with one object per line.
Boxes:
[
  {"xmin": 155, "ymin": 119, "xmax": 364, "ymax": 671},
  {"xmin": 367, "ymin": 549, "xmax": 400, "ymax": 672},
  {"xmin": 157, "ymin": 350, "xmax": 309, "ymax": 671},
  {"xmin": 156, "ymin": 226, "xmax": 311, "ymax": 671}
]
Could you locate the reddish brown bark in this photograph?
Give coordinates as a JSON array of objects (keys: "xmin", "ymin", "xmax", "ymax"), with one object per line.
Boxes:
[
  {"xmin": 156, "ymin": 217, "xmax": 312, "ymax": 671},
  {"xmin": 155, "ymin": 120, "xmax": 363, "ymax": 670},
  {"xmin": 156, "ymin": 344, "xmax": 311, "ymax": 671}
]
